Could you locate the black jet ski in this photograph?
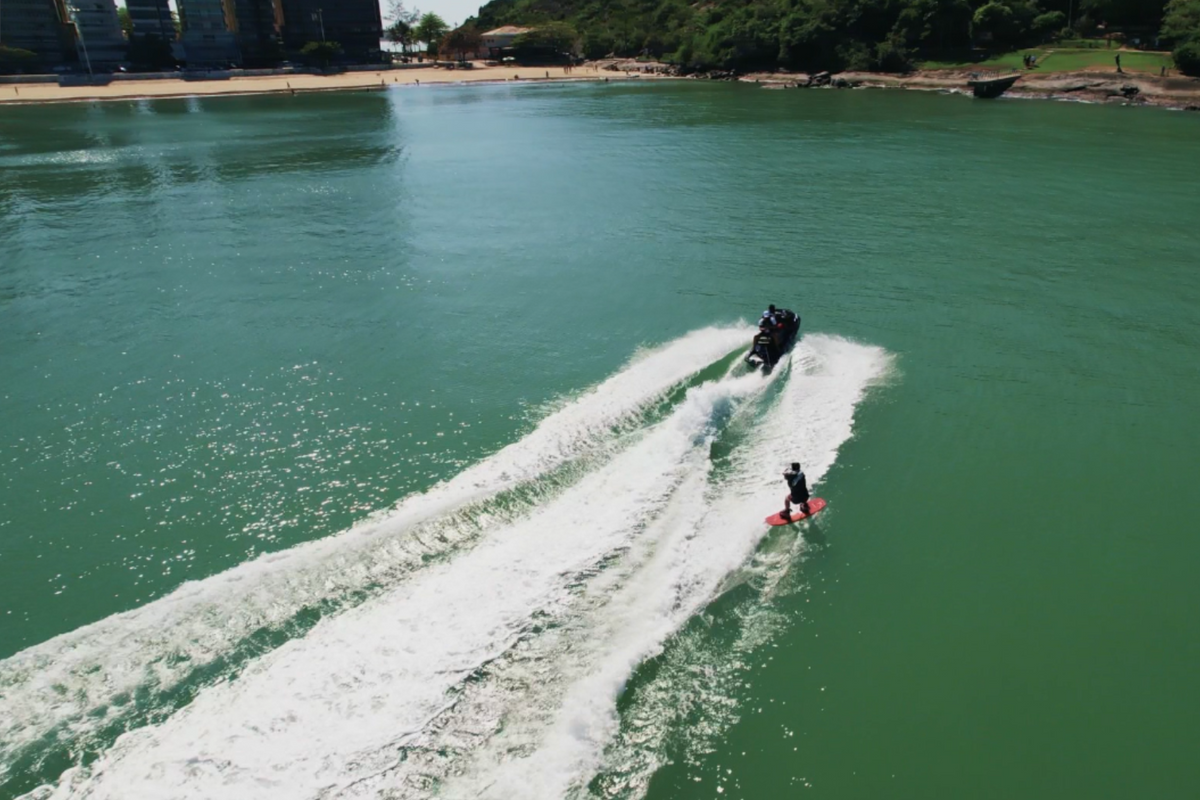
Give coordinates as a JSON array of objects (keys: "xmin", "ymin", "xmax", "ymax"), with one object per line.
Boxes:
[{"xmin": 745, "ymin": 309, "xmax": 800, "ymax": 374}]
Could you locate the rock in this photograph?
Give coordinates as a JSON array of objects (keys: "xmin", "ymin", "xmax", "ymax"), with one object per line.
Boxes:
[{"xmin": 1120, "ymin": 84, "xmax": 1140, "ymax": 98}]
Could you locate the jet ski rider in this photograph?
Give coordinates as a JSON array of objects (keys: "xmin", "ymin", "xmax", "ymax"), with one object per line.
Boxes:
[{"xmin": 761, "ymin": 305, "xmax": 797, "ymax": 348}]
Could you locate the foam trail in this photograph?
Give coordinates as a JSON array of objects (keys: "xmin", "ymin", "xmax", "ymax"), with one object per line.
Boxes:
[
  {"xmin": 441, "ymin": 334, "xmax": 893, "ymax": 799},
  {"xmin": 25, "ymin": 371, "xmax": 770, "ymax": 800},
  {"xmin": 0, "ymin": 326, "xmax": 749, "ymax": 788}
]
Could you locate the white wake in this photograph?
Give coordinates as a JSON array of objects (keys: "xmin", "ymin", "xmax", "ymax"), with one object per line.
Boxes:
[
  {"xmin": 7, "ymin": 330, "xmax": 892, "ymax": 800},
  {"xmin": 0, "ymin": 326, "xmax": 748, "ymax": 789}
]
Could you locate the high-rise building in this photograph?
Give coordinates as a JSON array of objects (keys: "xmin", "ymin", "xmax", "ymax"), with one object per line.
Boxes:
[
  {"xmin": 0, "ymin": 0, "xmax": 76, "ymax": 66},
  {"xmin": 126, "ymin": 0, "xmax": 175, "ymax": 41},
  {"xmin": 178, "ymin": 0, "xmax": 238, "ymax": 65},
  {"xmin": 67, "ymin": 0, "xmax": 127, "ymax": 66},
  {"xmin": 230, "ymin": 0, "xmax": 284, "ymax": 66},
  {"xmin": 279, "ymin": 0, "xmax": 382, "ymax": 62}
]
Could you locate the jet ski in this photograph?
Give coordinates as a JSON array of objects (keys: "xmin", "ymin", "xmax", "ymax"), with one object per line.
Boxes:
[{"xmin": 745, "ymin": 309, "xmax": 800, "ymax": 374}]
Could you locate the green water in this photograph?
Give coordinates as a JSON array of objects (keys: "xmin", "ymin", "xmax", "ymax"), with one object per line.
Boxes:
[{"xmin": 1, "ymin": 84, "xmax": 1198, "ymax": 799}]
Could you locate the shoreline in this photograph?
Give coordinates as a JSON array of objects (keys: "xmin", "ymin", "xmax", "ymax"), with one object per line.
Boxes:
[
  {"xmin": 740, "ymin": 67, "xmax": 1200, "ymax": 112},
  {"xmin": 2, "ymin": 59, "xmax": 1198, "ymax": 112},
  {"xmin": 0, "ymin": 64, "xmax": 666, "ymax": 107}
]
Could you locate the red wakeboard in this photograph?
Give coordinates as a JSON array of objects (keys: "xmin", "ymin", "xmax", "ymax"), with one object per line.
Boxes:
[{"xmin": 765, "ymin": 498, "xmax": 826, "ymax": 526}]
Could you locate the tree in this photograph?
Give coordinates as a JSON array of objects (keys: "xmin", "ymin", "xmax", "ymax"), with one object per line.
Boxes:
[
  {"xmin": 1174, "ymin": 38, "xmax": 1200, "ymax": 74},
  {"xmin": 387, "ymin": 20, "xmax": 413, "ymax": 57},
  {"xmin": 1163, "ymin": 0, "xmax": 1200, "ymax": 75},
  {"xmin": 118, "ymin": 7, "xmax": 133, "ymax": 38},
  {"xmin": 873, "ymin": 37, "xmax": 911, "ymax": 72},
  {"xmin": 300, "ymin": 40, "xmax": 343, "ymax": 69},
  {"xmin": 389, "ymin": 1, "xmax": 421, "ymax": 26},
  {"xmin": 973, "ymin": 2, "xmax": 1015, "ymax": 43},
  {"xmin": 972, "ymin": 0, "xmax": 1040, "ymax": 47},
  {"xmin": 1079, "ymin": 0, "xmax": 1168, "ymax": 28},
  {"xmin": 442, "ymin": 24, "xmax": 483, "ymax": 62},
  {"xmin": 414, "ymin": 12, "xmax": 449, "ymax": 57},
  {"xmin": 512, "ymin": 22, "xmax": 580, "ymax": 56},
  {"xmin": 1162, "ymin": 0, "xmax": 1200, "ymax": 42},
  {"xmin": 0, "ymin": 45, "xmax": 38, "ymax": 68},
  {"xmin": 1033, "ymin": 10, "xmax": 1067, "ymax": 39},
  {"xmin": 892, "ymin": 0, "xmax": 974, "ymax": 53}
]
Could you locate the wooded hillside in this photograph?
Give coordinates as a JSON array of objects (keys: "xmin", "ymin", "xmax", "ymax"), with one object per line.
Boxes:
[{"xmin": 469, "ymin": 0, "xmax": 1200, "ymax": 74}]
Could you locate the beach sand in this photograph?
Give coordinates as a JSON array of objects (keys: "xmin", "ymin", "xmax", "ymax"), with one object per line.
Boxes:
[{"xmin": 0, "ymin": 63, "xmax": 658, "ymax": 105}]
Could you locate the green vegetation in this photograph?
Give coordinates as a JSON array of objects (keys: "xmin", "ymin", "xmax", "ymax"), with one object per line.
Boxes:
[
  {"xmin": 118, "ymin": 7, "xmax": 134, "ymax": 38},
  {"xmin": 1162, "ymin": 0, "xmax": 1200, "ymax": 40},
  {"xmin": 386, "ymin": 4, "xmax": 420, "ymax": 58},
  {"xmin": 443, "ymin": 24, "xmax": 484, "ymax": 62},
  {"xmin": 387, "ymin": 20, "xmax": 414, "ymax": 57},
  {"xmin": 469, "ymin": 0, "xmax": 1191, "ymax": 73},
  {"xmin": 415, "ymin": 12, "xmax": 450, "ymax": 58},
  {"xmin": 923, "ymin": 46, "xmax": 1175, "ymax": 71},
  {"xmin": 1175, "ymin": 39, "xmax": 1200, "ymax": 73},
  {"xmin": 512, "ymin": 22, "xmax": 580, "ymax": 55},
  {"xmin": 300, "ymin": 40, "xmax": 343, "ymax": 68},
  {"xmin": 0, "ymin": 46, "xmax": 37, "ymax": 65},
  {"xmin": 1163, "ymin": 0, "xmax": 1200, "ymax": 74}
]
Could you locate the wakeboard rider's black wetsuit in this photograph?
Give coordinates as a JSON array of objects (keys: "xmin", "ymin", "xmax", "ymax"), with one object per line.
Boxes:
[{"xmin": 784, "ymin": 468, "xmax": 810, "ymax": 515}]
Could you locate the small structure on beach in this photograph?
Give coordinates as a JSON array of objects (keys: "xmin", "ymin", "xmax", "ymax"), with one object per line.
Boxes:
[
  {"xmin": 967, "ymin": 73, "xmax": 1021, "ymax": 98},
  {"xmin": 481, "ymin": 26, "xmax": 534, "ymax": 60}
]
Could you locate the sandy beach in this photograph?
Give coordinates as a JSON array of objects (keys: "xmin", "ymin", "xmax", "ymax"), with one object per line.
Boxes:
[{"xmin": 0, "ymin": 63, "xmax": 657, "ymax": 105}]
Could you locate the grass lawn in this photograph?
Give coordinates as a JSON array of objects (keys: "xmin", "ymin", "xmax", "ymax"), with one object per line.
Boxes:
[{"xmin": 922, "ymin": 47, "xmax": 1174, "ymax": 74}]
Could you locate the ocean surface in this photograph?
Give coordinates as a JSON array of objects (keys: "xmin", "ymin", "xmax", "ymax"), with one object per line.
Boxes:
[{"xmin": 1, "ymin": 83, "xmax": 1198, "ymax": 799}]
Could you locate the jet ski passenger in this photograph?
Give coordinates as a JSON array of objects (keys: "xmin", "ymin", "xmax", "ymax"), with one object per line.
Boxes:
[
  {"xmin": 783, "ymin": 462, "xmax": 811, "ymax": 518},
  {"xmin": 752, "ymin": 330, "xmax": 776, "ymax": 365}
]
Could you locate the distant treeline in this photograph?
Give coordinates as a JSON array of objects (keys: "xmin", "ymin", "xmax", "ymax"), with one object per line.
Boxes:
[{"xmin": 469, "ymin": 0, "xmax": 1200, "ymax": 75}]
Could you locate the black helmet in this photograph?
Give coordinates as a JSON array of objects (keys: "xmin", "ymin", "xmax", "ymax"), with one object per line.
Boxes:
[
  {"xmin": 791, "ymin": 462, "xmax": 801, "ymax": 471},
  {"xmin": 769, "ymin": 304, "xmax": 776, "ymax": 313}
]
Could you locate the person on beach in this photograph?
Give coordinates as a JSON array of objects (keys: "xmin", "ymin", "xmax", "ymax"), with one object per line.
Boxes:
[
  {"xmin": 1116, "ymin": 54, "xmax": 1122, "ymax": 73},
  {"xmin": 783, "ymin": 463, "xmax": 811, "ymax": 518}
]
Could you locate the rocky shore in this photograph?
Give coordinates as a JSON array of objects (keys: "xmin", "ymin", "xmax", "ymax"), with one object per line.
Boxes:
[
  {"xmin": 593, "ymin": 57, "xmax": 1200, "ymax": 112},
  {"xmin": 741, "ymin": 67, "xmax": 1200, "ymax": 111}
]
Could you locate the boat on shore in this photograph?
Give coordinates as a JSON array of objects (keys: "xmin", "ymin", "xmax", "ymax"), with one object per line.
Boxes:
[{"xmin": 967, "ymin": 72, "xmax": 1021, "ymax": 98}]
